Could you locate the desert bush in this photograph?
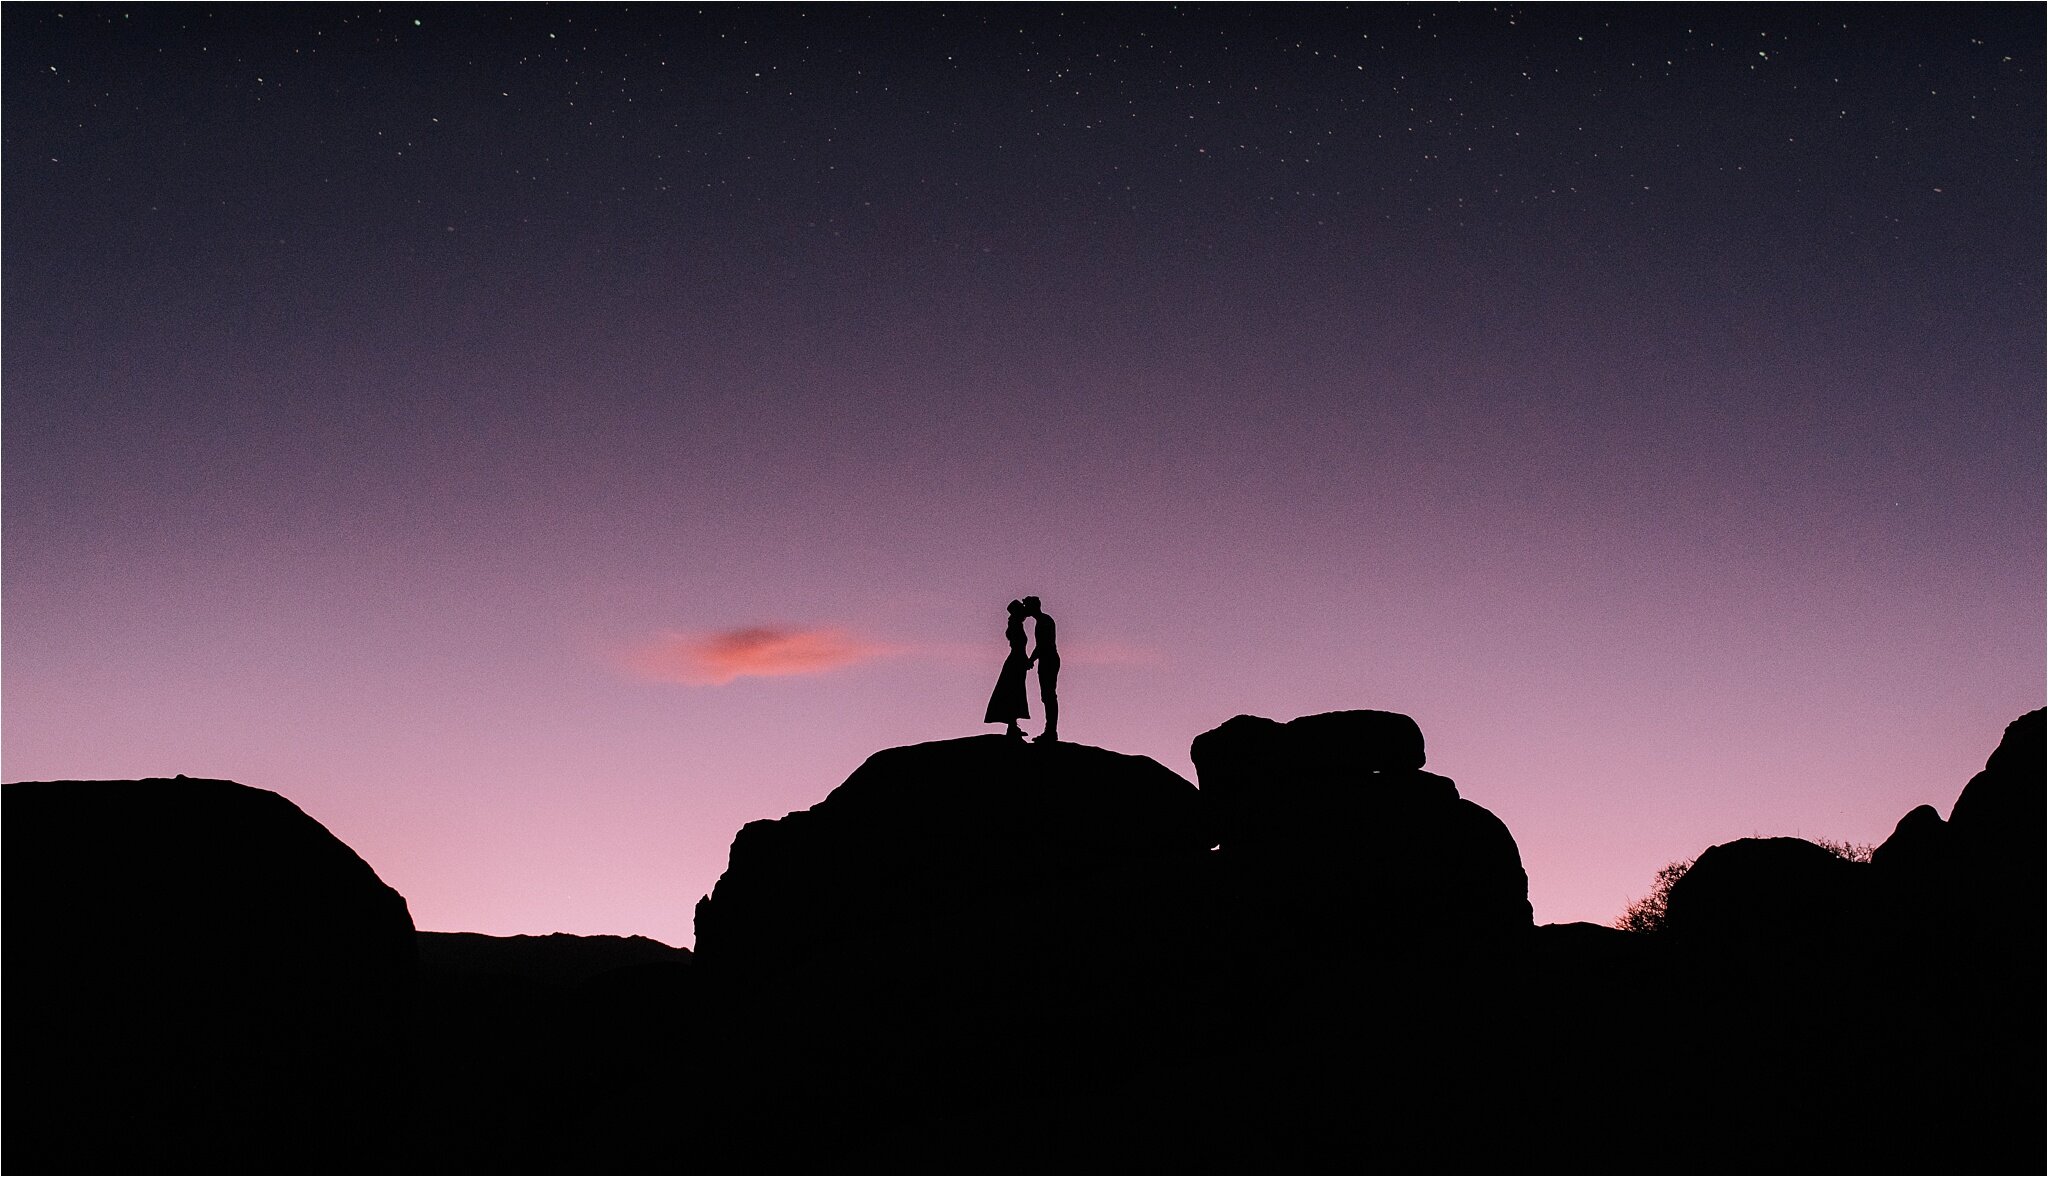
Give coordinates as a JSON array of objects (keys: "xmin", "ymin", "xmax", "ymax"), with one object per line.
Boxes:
[
  {"xmin": 1614, "ymin": 858, "xmax": 1694, "ymax": 933},
  {"xmin": 1810, "ymin": 838, "xmax": 1875, "ymax": 863}
]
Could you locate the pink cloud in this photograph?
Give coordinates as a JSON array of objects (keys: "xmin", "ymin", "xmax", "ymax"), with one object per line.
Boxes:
[{"xmin": 626, "ymin": 626, "xmax": 893, "ymax": 685}]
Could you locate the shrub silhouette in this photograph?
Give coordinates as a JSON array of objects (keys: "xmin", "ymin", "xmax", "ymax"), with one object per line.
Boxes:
[
  {"xmin": 1614, "ymin": 858, "xmax": 1694, "ymax": 933},
  {"xmin": 1810, "ymin": 838, "xmax": 1875, "ymax": 863}
]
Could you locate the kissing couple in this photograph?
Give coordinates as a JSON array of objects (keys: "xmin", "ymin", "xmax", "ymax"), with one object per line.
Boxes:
[{"xmin": 984, "ymin": 596, "xmax": 1059, "ymax": 743}]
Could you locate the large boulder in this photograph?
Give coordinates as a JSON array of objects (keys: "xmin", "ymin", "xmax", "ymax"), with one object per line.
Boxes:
[
  {"xmin": 1948, "ymin": 707, "xmax": 2044, "ymax": 856},
  {"xmin": 1648, "ymin": 712, "xmax": 2046, "ymax": 1175},
  {"xmin": 1871, "ymin": 803, "xmax": 1949, "ymax": 876},
  {"xmin": 3, "ymin": 777, "xmax": 418, "ymax": 1172},
  {"xmin": 1872, "ymin": 708, "xmax": 2045, "ymax": 946},
  {"xmin": 693, "ymin": 735, "xmax": 1214, "ymax": 978},
  {"xmin": 1661, "ymin": 836, "xmax": 1871, "ymax": 951},
  {"xmin": 418, "ymin": 930, "xmax": 690, "ymax": 987},
  {"xmin": 1190, "ymin": 709, "xmax": 1531, "ymax": 940},
  {"xmin": 411, "ymin": 932, "xmax": 697, "ymax": 1172},
  {"xmin": 1192, "ymin": 710, "xmax": 1428, "ymax": 847},
  {"xmin": 683, "ymin": 737, "xmax": 1222, "ymax": 1169}
]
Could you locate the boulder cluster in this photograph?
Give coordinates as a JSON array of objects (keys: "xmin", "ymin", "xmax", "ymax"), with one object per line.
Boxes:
[
  {"xmin": 4, "ymin": 707, "xmax": 2039, "ymax": 1172},
  {"xmin": 682, "ymin": 710, "xmax": 1540, "ymax": 1171},
  {"xmin": 1644, "ymin": 709, "xmax": 2046, "ymax": 1171},
  {"xmin": 1669, "ymin": 708, "xmax": 2043, "ymax": 951}
]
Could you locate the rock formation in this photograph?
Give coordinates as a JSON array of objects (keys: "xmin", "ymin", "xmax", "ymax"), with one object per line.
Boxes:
[
  {"xmin": 3, "ymin": 777, "xmax": 418, "ymax": 1173},
  {"xmin": 412, "ymin": 931, "xmax": 696, "ymax": 1171},
  {"xmin": 1643, "ymin": 708, "xmax": 2046, "ymax": 1173},
  {"xmin": 1192, "ymin": 708, "xmax": 1532, "ymax": 940},
  {"xmin": 682, "ymin": 734, "xmax": 1224, "ymax": 1169},
  {"xmin": 1942, "ymin": 706, "xmax": 2046, "ymax": 937},
  {"xmin": 418, "ymin": 929, "xmax": 690, "ymax": 987},
  {"xmin": 694, "ymin": 733, "xmax": 1214, "ymax": 977},
  {"xmin": 4, "ymin": 706, "xmax": 2038, "ymax": 1173},
  {"xmin": 1662, "ymin": 834, "xmax": 1872, "ymax": 950},
  {"xmin": 673, "ymin": 709, "xmax": 1545, "ymax": 1169},
  {"xmin": 1854, "ymin": 708, "xmax": 2044, "ymax": 959}
]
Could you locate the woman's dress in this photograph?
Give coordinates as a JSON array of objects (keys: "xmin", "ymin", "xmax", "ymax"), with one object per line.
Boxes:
[{"xmin": 984, "ymin": 619, "xmax": 1031, "ymax": 723}]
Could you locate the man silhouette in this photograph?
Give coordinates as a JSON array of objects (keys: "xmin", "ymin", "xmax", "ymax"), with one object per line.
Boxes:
[{"xmin": 1023, "ymin": 596, "xmax": 1059, "ymax": 743}]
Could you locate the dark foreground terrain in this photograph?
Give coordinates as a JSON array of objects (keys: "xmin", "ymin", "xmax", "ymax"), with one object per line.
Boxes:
[{"xmin": 6, "ymin": 707, "xmax": 2041, "ymax": 1172}]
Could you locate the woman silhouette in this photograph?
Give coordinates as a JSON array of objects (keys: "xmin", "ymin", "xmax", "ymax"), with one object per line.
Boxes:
[{"xmin": 983, "ymin": 599, "xmax": 1032, "ymax": 738}]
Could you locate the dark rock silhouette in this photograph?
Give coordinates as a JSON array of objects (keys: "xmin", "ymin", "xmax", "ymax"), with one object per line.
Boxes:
[
  {"xmin": 684, "ymin": 734, "xmax": 1224, "ymax": 1169},
  {"xmin": 1635, "ymin": 710, "xmax": 2045, "ymax": 1173},
  {"xmin": 1870, "ymin": 708, "xmax": 2044, "ymax": 954},
  {"xmin": 4, "ymin": 707, "xmax": 2039, "ymax": 1172},
  {"xmin": 418, "ymin": 929, "xmax": 689, "ymax": 986},
  {"xmin": 694, "ymin": 734, "xmax": 1213, "ymax": 977},
  {"xmin": 1871, "ymin": 801, "xmax": 1948, "ymax": 873},
  {"xmin": 1941, "ymin": 708, "xmax": 2039, "ymax": 867},
  {"xmin": 1195, "ymin": 708, "xmax": 1427, "ymax": 782},
  {"xmin": 1192, "ymin": 708, "xmax": 1531, "ymax": 939},
  {"xmin": 3, "ymin": 777, "xmax": 418, "ymax": 1173},
  {"xmin": 1869, "ymin": 707, "xmax": 2045, "ymax": 1153},
  {"xmin": 674, "ymin": 712, "xmax": 1545, "ymax": 1169},
  {"xmin": 1662, "ymin": 835, "xmax": 1872, "ymax": 949},
  {"xmin": 1958, "ymin": 705, "xmax": 2044, "ymax": 809},
  {"xmin": 412, "ymin": 931, "xmax": 695, "ymax": 1171}
]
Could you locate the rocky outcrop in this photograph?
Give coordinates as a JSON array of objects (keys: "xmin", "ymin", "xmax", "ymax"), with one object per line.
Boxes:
[
  {"xmin": 1662, "ymin": 835, "xmax": 1872, "ymax": 949},
  {"xmin": 680, "ymin": 737, "xmax": 1223, "ymax": 1169},
  {"xmin": 412, "ymin": 932, "xmax": 697, "ymax": 1172},
  {"xmin": 5, "ymin": 707, "xmax": 2038, "ymax": 1174},
  {"xmin": 1871, "ymin": 802, "xmax": 1948, "ymax": 874},
  {"xmin": 693, "ymin": 734, "xmax": 1213, "ymax": 977},
  {"xmin": 1655, "ymin": 708, "xmax": 2045, "ymax": 958},
  {"xmin": 1633, "ymin": 710, "xmax": 2045, "ymax": 1174},
  {"xmin": 418, "ymin": 930, "xmax": 690, "ymax": 987},
  {"xmin": 1870, "ymin": 707, "xmax": 2045, "ymax": 946},
  {"xmin": 697, "ymin": 711, "xmax": 1534, "ymax": 983},
  {"xmin": 682, "ymin": 717, "xmax": 1544, "ymax": 1171},
  {"xmin": 1191, "ymin": 709, "xmax": 1430, "ymax": 847},
  {"xmin": 1952, "ymin": 706, "xmax": 2045, "ymax": 829},
  {"xmin": 3, "ymin": 777, "xmax": 418, "ymax": 1173},
  {"xmin": 1945, "ymin": 707, "xmax": 2044, "ymax": 900},
  {"xmin": 1191, "ymin": 708, "xmax": 1532, "ymax": 939}
]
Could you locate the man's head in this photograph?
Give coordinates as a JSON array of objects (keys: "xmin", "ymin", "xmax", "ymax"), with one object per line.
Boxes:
[{"xmin": 1021, "ymin": 596, "xmax": 1041, "ymax": 617}]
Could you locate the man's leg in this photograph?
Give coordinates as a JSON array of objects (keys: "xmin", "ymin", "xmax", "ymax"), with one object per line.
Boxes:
[{"xmin": 1040, "ymin": 665, "xmax": 1059, "ymax": 741}]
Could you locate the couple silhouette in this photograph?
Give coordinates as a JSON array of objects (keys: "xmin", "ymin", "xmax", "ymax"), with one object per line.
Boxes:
[{"xmin": 984, "ymin": 596, "xmax": 1059, "ymax": 743}]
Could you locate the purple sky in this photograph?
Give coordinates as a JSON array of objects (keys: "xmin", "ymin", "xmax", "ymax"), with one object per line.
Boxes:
[{"xmin": 6, "ymin": 7, "xmax": 2041, "ymax": 946}]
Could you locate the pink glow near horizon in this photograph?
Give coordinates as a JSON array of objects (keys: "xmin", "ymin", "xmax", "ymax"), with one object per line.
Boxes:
[
  {"xmin": 5, "ymin": 512, "xmax": 2036, "ymax": 947},
  {"xmin": 3, "ymin": 7, "xmax": 2040, "ymax": 949}
]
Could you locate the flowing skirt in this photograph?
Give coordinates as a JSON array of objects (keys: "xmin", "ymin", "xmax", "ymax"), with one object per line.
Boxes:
[{"xmin": 983, "ymin": 653, "xmax": 1031, "ymax": 723}]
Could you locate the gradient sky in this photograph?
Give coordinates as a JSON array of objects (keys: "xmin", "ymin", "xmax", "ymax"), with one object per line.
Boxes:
[{"xmin": 6, "ymin": 6, "xmax": 2041, "ymax": 947}]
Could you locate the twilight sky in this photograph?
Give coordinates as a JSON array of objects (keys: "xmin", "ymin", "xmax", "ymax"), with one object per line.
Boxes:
[{"xmin": 6, "ymin": 5, "xmax": 2041, "ymax": 947}]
